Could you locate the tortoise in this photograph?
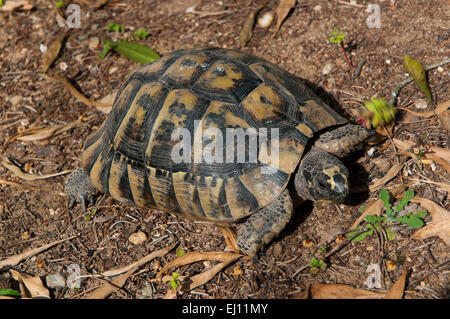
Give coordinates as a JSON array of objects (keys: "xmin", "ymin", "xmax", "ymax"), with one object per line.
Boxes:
[{"xmin": 65, "ymin": 47, "xmax": 371, "ymax": 255}]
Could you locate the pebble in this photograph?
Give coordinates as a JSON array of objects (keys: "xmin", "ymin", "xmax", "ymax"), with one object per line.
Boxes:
[
  {"xmin": 414, "ymin": 99, "xmax": 428, "ymax": 109},
  {"xmin": 437, "ymin": 66, "xmax": 443, "ymax": 72},
  {"xmin": 257, "ymin": 12, "xmax": 274, "ymax": 28},
  {"xmin": 313, "ymin": 5, "xmax": 322, "ymax": 11},
  {"xmin": 322, "ymin": 63, "xmax": 333, "ymax": 75},
  {"xmin": 89, "ymin": 37, "xmax": 100, "ymax": 51},
  {"xmin": 46, "ymin": 273, "xmax": 66, "ymax": 289},
  {"xmin": 128, "ymin": 230, "xmax": 147, "ymax": 245},
  {"xmin": 59, "ymin": 62, "xmax": 68, "ymax": 71},
  {"xmin": 109, "ymin": 66, "xmax": 119, "ymax": 75}
]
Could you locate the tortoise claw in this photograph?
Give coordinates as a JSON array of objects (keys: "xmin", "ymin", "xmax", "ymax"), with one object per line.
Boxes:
[{"xmin": 65, "ymin": 168, "xmax": 97, "ymax": 212}]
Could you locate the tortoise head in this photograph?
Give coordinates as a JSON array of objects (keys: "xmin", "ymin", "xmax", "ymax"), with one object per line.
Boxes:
[{"xmin": 294, "ymin": 147, "xmax": 349, "ymax": 203}]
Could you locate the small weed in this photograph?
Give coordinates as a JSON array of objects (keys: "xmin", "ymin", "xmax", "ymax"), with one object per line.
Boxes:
[
  {"xmin": 84, "ymin": 208, "xmax": 97, "ymax": 221},
  {"xmin": 347, "ymin": 189, "xmax": 427, "ymax": 243},
  {"xmin": 176, "ymin": 248, "xmax": 185, "ymax": 257},
  {"xmin": 329, "ymin": 29, "xmax": 357, "ymax": 68},
  {"xmin": 169, "ymin": 272, "xmax": 181, "ymax": 290},
  {"xmin": 134, "ymin": 28, "xmax": 150, "ymax": 40},
  {"xmin": 55, "ymin": 0, "xmax": 63, "ymax": 8},
  {"xmin": 0, "ymin": 288, "xmax": 21, "ymax": 298},
  {"xmin": 309, "ymin": 258, "xmax": 326, "ymax": 275},
  {"xmin": 106, "ymin": 23, "xmax": 124, "ymax": 32}
]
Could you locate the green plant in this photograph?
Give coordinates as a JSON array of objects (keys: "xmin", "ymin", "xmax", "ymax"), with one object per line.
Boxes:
[
  {"xmin": 169, "ymin": 272, "xmax": 181, "ymax": 290},
  {"xmin": 176, "ymin": 248, "xmax": 185, "ymax": 257},
  {"xmin": 329, "ymin": 29, "xmax": 357, "ymax": 68},
  {"xmin": 347, "ymin": 189, "xmax": 427, "ymax": 242},
  {"xmin": 106, "ymin": 23, "xmax": 124, "ymax": 32},
  {"xmin": 309, "ymin": 258, "xmax": 326, "ymax": 274},
  {"xmin": 84, "ymin": 208, "xmax": 97, "ymax": 221},
  {"xmin": 134, "ymin": 28, "xmax": 150, "ymax": 40},
  {"xmin": 98, "ymin": 40, "xmax": 159, "ymax": 64},
  {"xmin": 55, "ymin": 0, "xmax": 63, "ymax": 8},
  {"xmin": 0, "ymin": 288, "xmax": 21, "ymax": 298},
  {"xmin": 360, "ymin": 97, "xmax": 396, "ymax": 129}
]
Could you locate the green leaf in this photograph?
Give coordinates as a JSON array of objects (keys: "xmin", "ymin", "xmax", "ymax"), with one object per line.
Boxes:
[
  {"xmin": 309, "ymin": 266, "xmax": 319, "ymax": 275},
  {"xmin": 106, "ymin": 40, "xmax": 160, "ymax": 64},
  {"xmin": 379, "ymin": 189, "xmax": 392, "ymax": 215},
  {"xmin": 106, "ymin": 23, "xmax": 124, "ymax": 32},
  {"xmin": 405, "ymin": 217, "xmax": 424, "ymax": 229},
  {"xmin": 176, "ymin": 248, "xmax": 185, "ymax": 257},
  {"xmin": 362, "ymin": 98, "xmax": 396, "ymax": 129},
  {"xmin": 347, "ymin": 226, "xmax": 373, "ymax": 242},
  {"xmin": 386, "ymin": 227, "xmax": 396, "ymax": 240},
  {"xmin": 134, "ymin": 28, "xmax": 150, "ymax": 40},
  {"xmin": 365, "ymin": 215, "xmax": 384, "ymax": 224},
  {"xmin": 403, "ymin": 55, "xmax": 432, "ymax": 101},
  {"xmin": 0, "ymin": 288, "xmax": 21, "ymax": 297},
  {"xmin": 98, "ymin": 39, "xmax": 117, "ymax": 59},
  {"xmin": 329, "ymin": 29, "xmax": 345, "ymax": 44},
  {"xmin": 394, "ymin": 189, "xmax": 414, "ymax": 214},
  {"xmin": 310, "ymin": 258, "xmax": 320, "ymax": 268},
  {"xmin": 414, "ymin": 210, "xmax": 428, "ymax": 219},
  {"xmin": 55, "ymin": 0, "xmax": 63, "ymax": 8},
  {"xmin": 169, "ymin": 272, "xmax": 180, "ymax": 290}
]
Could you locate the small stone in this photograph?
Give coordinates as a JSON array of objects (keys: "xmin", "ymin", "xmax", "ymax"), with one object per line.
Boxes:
[
  {"xmin": 437, "ymin": 66, "xmax": 444, "ymax": 72},
  {"xmin": 313, "ymin": 5, "xmax": 322, "ymax": 11},
  {"xmin": 414, "ymin": 99, "xmax": 428, "ymax": 110},
  {"xmin": 257, "ymin": 12, "xmax": 274, "ymax": 28},
  {"xmin": 372, "ymin": 158, "xmax": 390, "ymax": 172},
  {"xmin": 128, "ymin": 230, "xmax": 147, "ymax": 245},
  {"xmin": 59, "ymin": 62, "xmax": 68, "ymax": 71},
  {"xmin": 39, "ymin": 43, "xmax": 47, "ymax": 54},
  {"xmin": 46, "ymin": 273, "xmax": 66, "ymax": 289},
  {"xmin": 322, "ymin": 63, "xmax": 333, "ymax": 75},
  {"xmin": 88, "ymin": 37, "xmax": 100, "ymax": 51},
  {"xmin": 109, "ymin": 66, "xmax": 118, "ymax": 75}
]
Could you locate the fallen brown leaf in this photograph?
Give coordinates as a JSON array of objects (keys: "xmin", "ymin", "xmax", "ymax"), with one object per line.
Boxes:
[
  {"xmin": 384, "ymin": 270, "xmax": 408, "ymax": 299},
  {"xmin": 0, "ymin": 156, "xmax": 72, "ymax": 181},
  {"xmin": 86, "ymin": 244, "xmax": 176, "ymax": 299},
  {"xmin": 17, "ymin": 119, "xmax": 82, "ymax": 142},
  {"xmin": 275, "ymin": 0, "xmax": 296, "ymax": 33},
  {"xmin": 42, "ymin": 33, "xmax": 67, "ymax": 73},
  {"xmin": 156, "ymin": 251, "xmax": 243, "ymax": 280},
  {"xmin": 0, "ymin": 0, "xmax": 34, "ymax": 11},
  {"xmin": 43, "ymin": 73, "xmax": 112, "ymax": 109},
  {"xmin": 411, "ymin": 198, "xmax": 450, "ymax": 245},
  {"xmin": 95, "ymin": 91, "xmax": 117, "ymax": 113},
  {"xmin": 186, "ymin": 257, "xmax": 240, "ymax": 291},
  {"xmin": 0, "ymin": 236, "xmax": 76, "ymax": 272},
  {"xmin": 219, "ymin": 226, "xmax": 240, "ymax": 253},
  {"xmin": 297, "ymin": 283, "xmax": 384, "ymax": 299},
  {"xmin": 239, "ymin": 1, "xmax": 268, "ymax": 47},
  {"xmin": 369, "ymin": 162, "xmax": 404, "ymax": 192},
  {"xmin": 0, "ymin": 178, "xmax": 41, "ymax": 191},
  {"xmin": 10, "ymin": 270, "xmax": 50, "ymax": 299}
]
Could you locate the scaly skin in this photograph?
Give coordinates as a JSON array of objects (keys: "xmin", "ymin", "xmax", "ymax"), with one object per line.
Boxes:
[{"xmin": 65, "ymin": 168, "xmax": 97, "ymax": 212}]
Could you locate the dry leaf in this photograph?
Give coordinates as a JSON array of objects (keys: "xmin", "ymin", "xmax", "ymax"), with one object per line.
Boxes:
[
  {"xmin": 101, "ymin": 243, "xmax": 176, "ymax": 278},
  {"xmin": 0, "ymin": 156, "xmax": 72, "ymax": 181},
  {"xmin": 186, "ymin": 257, "xmax": 240, "ymax": 290},
  {"xmin": 42, "ymin": 33, "xmax": 67, "ymax": 73},
  {"xmin": 411, "ymin": 198, "xmax": 450, "ymax": 245},
  {"xmin": 0, "ymin": 236, "xmax": 76, "ymax": 272},
  {"xmin": 95, "ymin": 91, "xmax": 117, "ymax": 113},
  {"xmin": 239, "ymin": 1, "xmax": 267, "ymax": 47},
  {"xmin": 298, "ymin": 283, "xmax": 384, "ymax": 299},
  {"xmin": 86, "ymin": 244, "xmax": 175, "ymax": 298},
  {"xmin": 369, "ymin": 162, "xmax": 404, "ymax": 192},
  {"xmin": 43, "ymin": 73, "xmax": 112, "ymax": 109},
  {"xmin": 0, "ymin": 0, "xmax": 34, "ymax": 11},
  {"xmin": 393, "ymin": 139, "xmax": 450, "ymax": 173},
  {"xmin": 17, "ymin": 119, "xmax": 82, "ymax": 142},
  {"xmin": 275, "ymin": 0, "xmax": 296, "ymax": 33},
  {"xmin": 219, "ymin": 226, "xmax": 240, "ymax": 253},
  {"xmin": 10, "ymin": 270, "xmax": 50, "ymax": 299},
  {"xmin": 384, "ymin": 270, "xmax": 408, "ymax": 299},
  {"xmin": 156, "ymin": 251, "xmax": 242, "ymax": 280}
]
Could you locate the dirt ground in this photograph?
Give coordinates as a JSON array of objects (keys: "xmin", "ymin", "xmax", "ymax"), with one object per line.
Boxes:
[{"xmin": 0, "ymin": 0, "xmax": 449, "ymax": 299}]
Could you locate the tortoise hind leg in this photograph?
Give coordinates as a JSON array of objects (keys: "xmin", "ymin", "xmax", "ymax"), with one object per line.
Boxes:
[
  {"xmin": 65, "ymin": 168, "xmax": 98, "ymax": 212},
  {"xmin": 237, "ymin": 189, "xmax": 293, "ymax": 256}
]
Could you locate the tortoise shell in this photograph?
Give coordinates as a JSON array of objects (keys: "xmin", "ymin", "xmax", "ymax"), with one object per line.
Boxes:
[{"xmin": 80, "ymin": 47, "xmax": 347, "ymax": 222}]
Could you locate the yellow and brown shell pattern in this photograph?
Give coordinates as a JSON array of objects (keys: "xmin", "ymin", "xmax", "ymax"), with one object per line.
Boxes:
[{"xmin": 80, "ymin": 47, "xmax": 347, "ymax": 223}]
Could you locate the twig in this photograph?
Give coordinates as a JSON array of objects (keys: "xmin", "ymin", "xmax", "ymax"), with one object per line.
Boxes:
[{"xmin": 408, "ymin": 259, "xmax": 450, "ymax": 288}]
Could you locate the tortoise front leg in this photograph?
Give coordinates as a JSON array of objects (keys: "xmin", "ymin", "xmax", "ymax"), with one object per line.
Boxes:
[
  {"xmin": 65, "ymin": 168, "xmax": 98, "ymax": 212},
  {"xmin": 237, "ymin": 189, "xmax": 293, "ymax": 256}
]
